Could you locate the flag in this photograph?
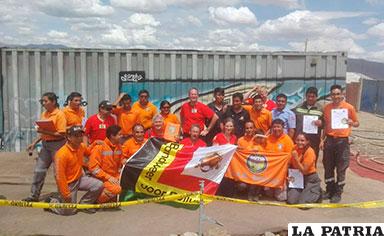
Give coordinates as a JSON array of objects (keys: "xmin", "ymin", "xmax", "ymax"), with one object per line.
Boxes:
[
  {"xmin": 120, "ymin": 138, "xmax": 237, "ymax": 206},
  {"xmin": 225, "ymin": 149, "xmax": 290, "ymax": 188}
]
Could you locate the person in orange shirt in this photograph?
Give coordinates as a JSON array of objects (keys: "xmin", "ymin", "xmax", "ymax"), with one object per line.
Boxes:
[
  {"xmin": 320, "ymin": 84, "xmax": 359, "ymax": 203},
  {"xmin": 287, "ymin": 133, "xmax": 321, "ymax": 204},
  {"xmin": 112, "ymin": 93, "xmax": 138, "ymax": 143},
  {"xmin": 160, "ymin": 100, "xmax": 180, "ymax": 126},
  {"xmin": 46, "ymin": 125, "xmax": 103, "ymax": 215},
  {"xmin": 62, "ymin": 92, "xmax": 86, "ymax": 128},
  {"xmin": 88, "ymin": 125, "xmax": 123, "ymax": 203},
  {"xmin": 243, "ymin": 94, "xmax": 272, "ymax": 134},
  {"xmin": 264, "ymin": 119, "xmax": 294, "ymax": 201},
  {"xmin": 122, "ymin": 124, "xmax": 148, "ymax": 162},
  {"xmin": 131, "ymin": 90, "xmax": 157, "ymax": 130},
  {"xmin": 24, "ymin": 92, "xmax": 67, "ymax": 202},
  {"xmin": 238, "ymin": 121, "xmax": 267, "ymax": 152},
  {"xmin": 265, "ymin": 119, "xmax": 294, "ymax": 153}
]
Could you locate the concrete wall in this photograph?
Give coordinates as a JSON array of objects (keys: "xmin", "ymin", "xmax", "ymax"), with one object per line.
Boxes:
[{"xmin": 0, "ymin": 48, "xmax": 347, "ymax": 151}]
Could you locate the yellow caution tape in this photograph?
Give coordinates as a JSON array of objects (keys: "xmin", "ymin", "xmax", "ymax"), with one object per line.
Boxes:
[
  {"xmin": 0, "ymin": 192, "xmax": 198, "ymax": 209},
  {"xmin": 2, "ymin": 192, "xmax": 384, "ymax": 209},
  {"xmin": 201, "ymin": 194, "xmax": 384, "ymax": 209}
]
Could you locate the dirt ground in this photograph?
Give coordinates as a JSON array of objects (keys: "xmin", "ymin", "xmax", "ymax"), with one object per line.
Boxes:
[{"xmin": 0, "ymin": 112, "xmax": 383, "ymax": 236}]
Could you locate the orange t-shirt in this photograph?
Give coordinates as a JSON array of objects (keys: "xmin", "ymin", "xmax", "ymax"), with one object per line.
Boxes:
[
  {"xmin": 237, "ymin": 136, "xmax": 266, "ymax": 152},
  {"xmin": 40, "ymin": 108, "xmax": 67, "ymax": 141},
  {"xmin": 112, "ymin": 106, "xmax": 138, "ymax": 135},
  {"xmin": 131, "ymin": 101, "xmax": 157, "ymax": 130},
  {"xmin": 54, "ymin": 143, "xmax": 90, "ymax": 199},
  {"xmin": 290, "ymin": 145, "xmax": 317, "ymax": 175},
  {"xmin": 243, "ymin": 105, "xmax": 272, "ymax": 133},
  {"xmin": 323, "ymin": 101, "xmax": 358, "ymax": 137},
  {"xmin": 122, "ymin": 138, "xmax": 148, "ymax": 158},
  {"xmin": 88, "ymin": 138, "xmax": 123, "ymax": 181},
  {"xmin": 62, "ymin": 106, "xmax": 85, "ymax": 127},
  {"xmin": 265, "ymin": 134, "xmax": 294, "ymax": 153},
  {"xmin": 162, "ymin": 113, "xmax": 180, "ymax": 126}
]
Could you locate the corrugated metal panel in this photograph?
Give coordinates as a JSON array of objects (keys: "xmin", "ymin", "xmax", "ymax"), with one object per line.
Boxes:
[
  {"xmin": 376, "ymin": 81, "xmax": 384, "ymax": 116},
  {"xmin": 360, "ymin": 79, "xmax": 377, "ymax": 113},
  {"xmin": 0, "ymin": 48, "xmax": 347, "ymax": 151}
]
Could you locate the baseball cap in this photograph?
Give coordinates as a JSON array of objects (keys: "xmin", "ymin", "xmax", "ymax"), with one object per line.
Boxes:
[
  {"xmin": 99, "ymin": 100, "xmax": 113, "ymax": 110},
  {"xmin": 66, "ymin": 125, "xmax": 85, "ymax": 136}
]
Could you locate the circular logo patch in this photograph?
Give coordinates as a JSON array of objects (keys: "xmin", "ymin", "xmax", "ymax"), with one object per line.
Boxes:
[{"xmin": 246, "ymin": 154, "xmax": 267, "ymax": 174}]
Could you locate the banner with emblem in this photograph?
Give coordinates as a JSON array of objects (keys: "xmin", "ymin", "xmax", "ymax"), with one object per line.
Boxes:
[
  {"xmin": 119, "ymin": 138, "xmax": 237, "ymax": 207},
  {"xmin": 224, "ymin": 150, "xmax": 290, "ymax": 188}
]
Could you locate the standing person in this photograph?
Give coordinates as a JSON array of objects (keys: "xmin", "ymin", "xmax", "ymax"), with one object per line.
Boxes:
[
  {"xmin": 159, "ymin": 100, "xmax": 180, "ymax": 126},
  {"xmin": 243, "ymin": 94, "xmax": 272, "ymax": 134},
  {"xmin": 24, "ymin": 92, "xmax": 67, "ymax": 202},
  {"xmin": 212, "ymin": 118, "xmax": 237, "ymax": 146},
  {"xmin": 122, "ymin": 124, "xmax": 148, "ymax": 163},
  {"xmin": 222, "ymin": 93, "xmax": 250, "ymax": 138},
  {"xmin": 112, "ymin": 93, "xmax": 138, "ymax": 143},
  {"xmin": 293, "ymin": 87, "xmax": 323, "ymax": 159},
  {"xmin": 272, "ymin": 93, "xmax": 296, "ymax": 139},
  {"xmin": 180, "ymin": 87, "xmax": 219, "ymax": 138},
  {"xmin": 287, "ymin": 133, "xmax": 321, "ymax": 204},
  {"xmin": 180, "ymin": 124, "xmax": 207, "ymax": 149},
  {"xmin": 205, "ymin": 87, "xmax": 227, "ymax": 146},
  {"xmin": 62, "ymin": 92, "xmax": 86, "ymax": 127},
  {"xmin": 321, "ymin": 84, "xmax": 359, "ymax": 203},
  {"xmin": 88, "ymin": 125, "xmax": 123, "ymax": 203},
  {"xmin": 47, "ymin": 125, "xmax": 103, "ymax": 215},
  {"xmin": 131, "ymin": 89, "xmax": 157, "ymax": 130},
  {"xmin": 84, "ymin": 100, "xmax": 116, "ymax": 145},
  {"xmin": 244, "ymin": 85, "xmax": 276, "ymax": 111}
]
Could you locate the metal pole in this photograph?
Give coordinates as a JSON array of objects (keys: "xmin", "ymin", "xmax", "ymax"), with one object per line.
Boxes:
[{"xmin": 198, "ymin": 180, "xmax": 205, "ymax": 236}]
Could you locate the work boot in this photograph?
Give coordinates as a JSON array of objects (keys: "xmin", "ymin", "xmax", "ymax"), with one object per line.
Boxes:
[
  {"xmin": 22, "ymin": 196, "xmax": 39, "ymax": 202},
  {"xmin": 322, "ymin": 183, "xmax": 335, "ymax": 200},
  {"xmin": 330, "ymin": 185, "xmax": 343, "ymax": 203}
]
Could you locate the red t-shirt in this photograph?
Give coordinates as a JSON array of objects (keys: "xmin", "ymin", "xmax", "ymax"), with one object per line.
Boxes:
[
  {"xmin": 144, "ymin": 128, "xmax": 164, "ymax": 139},
  {"xmin": 212, "ymin": 133, "xmax": 237, "ymax": 145},
  {"xmin": 180, "ymin": 138, "xmax": 206, "ymax": 149},
  {"xmin": 84, "ymin": 114, "xmax": 116, "ymax": 144},
  {"xmin": 180, "ymin": 101, "xmax": 214, "ymax": 134},
  {"xmin": 264, "ymin": 99, "xmax": 276, "ymax": 111}
]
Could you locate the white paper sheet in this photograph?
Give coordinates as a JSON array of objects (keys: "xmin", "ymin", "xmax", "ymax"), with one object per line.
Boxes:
[
  {"xmin": 331, "ymin": 108, "xmax": 349, "ymax": 129},
  {"xmin": 303, "ymin": 115, "xmax": 318, "ymax": 134},
  {"xmin": 288, "ymin": 169, "xmax": 304, "ymax": 189}
]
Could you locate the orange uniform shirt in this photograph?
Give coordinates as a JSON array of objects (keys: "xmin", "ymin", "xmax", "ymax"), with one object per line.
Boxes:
[
  {"xmin": 243, "ymin": 105, "xmax": 272, "ymax": 133},
  {"xmin": 162, "ymin": 113, "xmax": 180, "ymax": 126},
  {"xmin": 62, "ymin": 106, "xmax": 85, "ymax": 128},
  {"xmin": 122, "ymin": 138, "xmax": 148, "ymax": 159},
  {"xmin": 290, "ymin": 145, "xmax": 317, "ymax": 175},
  {"xmin": 88, "ymin": 138, "xmax": 123, "ymax": 182},
  {"xmin": 54, "ymin": 143, "xmax": 91, "ymax": 199},
  {"xmin": 237, "ymin": 136, "xmax": 266, "ymax": 152},
  {"xmin": 112, "ymin": 106, "xmax": 138, "ymax": 135},
  {"xmin": 323, "ymin": 100, "xmax": 358, "ymax": 137},
  {"xmin": 131, "ymin": 101, "xmax": 157, "ymax": 130},
  {"xmin": 40, "ymin": 108, "xmax": 67, "ymax": 141},
  {"xmin": 265, "ymin": 134, "xmax": 294, "ymax": 153}
]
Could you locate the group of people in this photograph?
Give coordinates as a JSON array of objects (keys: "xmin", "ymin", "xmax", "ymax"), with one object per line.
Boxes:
[{"xmin": 23, "ymin": 83, "xmax": 359, "ymax": 215}]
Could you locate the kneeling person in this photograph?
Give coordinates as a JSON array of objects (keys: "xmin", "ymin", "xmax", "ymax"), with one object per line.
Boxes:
[
  {"xmin": 49, "ymin": 125, "xmax": 103, "ymax": 215},
  {"xmin": 89, "ymin": 125, "xmax": 123, "ymax": 203}
]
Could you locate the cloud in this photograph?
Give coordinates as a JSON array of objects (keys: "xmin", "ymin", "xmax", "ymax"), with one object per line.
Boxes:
[
  {"xmin": 363, "ymin": 17, "xmax": 381, "ymax": 25},
  {"xmin": 69, "ymin": 18, "xmax": 113, "ymax": 32},
  {"xmin": 129, "ymin": 13, "xmax": 160, "ymax": 27},
  {"xmin": 367, "ymin": 23, "xmax": 384, "ymax": 38},
  {"xmin": 36, "ymin": 0, "xmax": 114, "ymax": 17},
  {"xmin": 251, "ymin": 0, "xmax": 304, "ymax": 9},
  {"xmin": 47, "ymin": 30, "xmax": 68, "ymax": 38},
  {"xmin": 209, "ymin": 6, "xmax": 257, "ymax": 25},
  {"xmin": 365, "ymin": 0, "xmax": 384, "ymax": 5},
  {"xmin": 187, "ymin": 15, "xmax": 202, "ymax": 26}
]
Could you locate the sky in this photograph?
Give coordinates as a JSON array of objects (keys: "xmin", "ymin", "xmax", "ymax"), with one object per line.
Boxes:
[{"xmin": 1, "ymin": 0, "xmax": 384, "ymax": 62}]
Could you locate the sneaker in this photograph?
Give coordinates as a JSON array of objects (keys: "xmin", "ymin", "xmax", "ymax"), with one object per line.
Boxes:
[
  {"xmin": 80, "ymin": 208, "xmax": 97, "ymax": 214},
  {"xmin": 330, "ymin": 194, "xmax": 341, "ymax": 203},
  {"xmin": 22, "ymin": 196, "xmax": 39, "ymax": 202}
]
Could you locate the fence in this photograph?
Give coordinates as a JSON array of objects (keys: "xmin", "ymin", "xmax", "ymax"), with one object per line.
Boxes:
[{"xmin": 0, "ymin": 48, "xmax": 347, "ymax": 151}]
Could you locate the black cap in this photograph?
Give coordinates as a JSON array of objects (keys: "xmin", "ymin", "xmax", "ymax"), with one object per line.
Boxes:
[
  {"xmin": 66, "ymin": 125, "xmax": 85, "ymax": 135},
  {"xmin": 99, "ymin": 100, "xmax": 113, "ymax": 110}
]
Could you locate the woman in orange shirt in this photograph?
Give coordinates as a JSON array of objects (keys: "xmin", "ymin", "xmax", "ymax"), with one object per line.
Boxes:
[
  {"xmin": 287, "ymin": 133, "xmax": 322, "ymax": 204},
  {"xmin": 159, "ymin": 100, "xmax": 180, "ymax": 126},
  {"xmin": 24, "ymin": 92, "xmax": 67, "ymax": 202}
]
